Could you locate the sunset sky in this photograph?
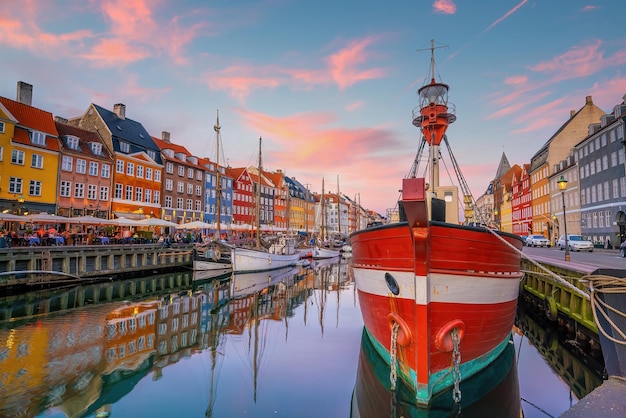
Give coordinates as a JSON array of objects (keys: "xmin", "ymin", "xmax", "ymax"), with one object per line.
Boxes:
[{"xmin": 1, "ymin": 0, "xmax": 625, "ymax": 215}]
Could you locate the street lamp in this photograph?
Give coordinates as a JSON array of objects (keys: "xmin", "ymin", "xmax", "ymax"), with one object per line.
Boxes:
[{"xmin": 557, "ymin": 175, "xmax": 570, "ymax": 261}]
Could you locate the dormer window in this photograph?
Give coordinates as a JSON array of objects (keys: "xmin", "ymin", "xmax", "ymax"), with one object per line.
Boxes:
[
  {"xmin": 146, "ymin": 149, "xmax": 156, "ymax": 160},
  {"xmin": 30, "ymin": 130, "xmax": 46, "ymax": 145},
  {"xmin": 164, "ymin": 149, "xmax": 175, "ymax": 158},
  {"xmin": 64, "ymin": 135, "xmax": 80, "ymax": 150},
  {"xmin": 90, "ymin": 142, "xmax": 103, "ymax": 155},
  {"xmin": 120, "ymin": 141, "xmax": 130, "ymax": 153}
]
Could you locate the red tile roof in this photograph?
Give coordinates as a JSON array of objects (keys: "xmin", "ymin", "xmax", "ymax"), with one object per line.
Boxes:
[{"xmin": 0, "ymin": 96, "xmax": 57, "ymax": 135}]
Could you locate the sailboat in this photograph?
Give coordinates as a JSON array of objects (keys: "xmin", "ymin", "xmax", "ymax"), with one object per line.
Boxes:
[
  {"xmin": 230, "ymin": 138, "xmax": 301, "ymax": 273},
  {"xmin": 194, "ymin": 110, "xmax": 233, "ymax": 271},
  {"xmin": 349, "ymin": 40, "xmax": 524, "ymax": 407},
  {"xmin": 312, "ymin": 178, "xmax": 340, "ymax": 260}
]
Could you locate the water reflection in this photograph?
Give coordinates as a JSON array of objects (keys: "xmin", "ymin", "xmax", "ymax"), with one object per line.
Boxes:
[
  {"xmin": 0, "ymin": 259, "xmax": 610, "ymax": 418},
  {"xmin": 351, "ymin": 329, "xmax": 521, "ymax": 417}
]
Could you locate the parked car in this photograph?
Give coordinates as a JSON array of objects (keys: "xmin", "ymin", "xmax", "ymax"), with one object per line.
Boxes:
[
  {"xmin": 556, "ymin": 234, "xmax": 594, "ymax": 252},
  {"xmin": 526, "ymin": 234, "xmax": 550, "ymax": 247}
]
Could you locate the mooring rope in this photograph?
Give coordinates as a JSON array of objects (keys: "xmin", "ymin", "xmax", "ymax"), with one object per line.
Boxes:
[{"xmin": 584, "ymin": 274, "xmax": 626, "ymax": 346}]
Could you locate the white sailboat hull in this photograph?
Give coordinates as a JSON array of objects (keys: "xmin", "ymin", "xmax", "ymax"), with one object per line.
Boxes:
[
  {"xmin": 312, "ymin": 246, "xmax": 340, "ymax": 259},
  {"xmin": 231, "ymin": 247, "xmax": 301, "ymax": 273}
]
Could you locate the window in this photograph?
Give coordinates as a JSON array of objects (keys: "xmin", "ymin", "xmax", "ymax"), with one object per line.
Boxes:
[
  {"xmin": 186, "ymin": 199, "xmax": 193, "ymax": 210},
  {"xmin": 135, "ymin": 187, "xmax": 143, "ymax": 202},
  {"xmin": 165, "ymin": 195, "xmax": 172, "ymax": 208},
  {"xmin": 74, "ymin": 183, "xmax": 85, "ymax": 198},
  {"xmin": 196, "ymin": 170, "xmax": 202, "ymax": 181},
  {"xmin": 126, "ymin": 162, "xmax": 134, "ymax": 176},
  {"xmin": 65, "ymin": 135, "xmax": 79, "ymax": 150},
  {"xmin": 31, "ymin": 154, "xmax": 43, "ymax": 169},
  {"xmin": 9, "ymin": 177, "xmax": 23, "ymax": 194},
  {"xmin": 100, "ymin": 186, "xmax": 109, "ymax": 201},
  {"xmin": 90, "ymin": 142, "xmax": 103, "ymax": 155},
  {"xmin": 196, "ymin": 185, "xmax": 202, "ymax": 196},
  {"xmin": 76, "ymin": 159, "xmax": 86, "ymax": 174},
  {"xmin": 28, "ymin": 180, "xmax": 41, "ymax": 196},
  {"xmin": 187, "ymin": 183, "xmax": 193, "ymax": 194},
  {"xmin": 165, "ymin": 179, "xmax": 173, "ymax": 191},
  {"xmin": 61, "ymin": 156, "xmax": 73, "ymax": 171},
  {"xmin": 114, "ymin": 184, "xmax": 122, "ymax": 199},
  {"xmin": 0, "ymin": 121, "xmax": 4, "ymax": 133},
  {"xmin": 166, "ymin": 162, "xmax": 174, "ymax": 174},
  {"xmin": 178, "ymin": 166, "xmax": 184, "ymax": 176},
  {"xmin": 177, "ymin": 197, "xmax": 183, "ymax": 209},
  {"xmin": 125, "ymin": 186, "xmax": 133, "ymax": 200},
  {"xmin": 87, "ymin": 184, "xmax": 97, "ymax": 200},
  {"xmin": 147, "ymin": 149, "xmax": 156, "ymax": 160},
  {"xmin": 137, "ymin": 165, "xmax": 144, "ymax": 178},
  {"xmin": 120, "ymin": 141, "xmax": 130, "ymax": 153},
  {"xmin": 11, "ymin": 150, "xmax": 25, "ymax": 165},
  {"xmin": 146, "ymin": 167, "xmax": 153, "ymax": 180},
  {"xmin": 116, "ymin": 160, "xmax": 124, "ymax": 173},
  {"xmin": 154, "ymin": 190, "xmax": 160, "ymax": 204},
  {"xmin": 188, "ymin": 167, "xmax": 194, "ymax": 178},
  {"xmin": 30, "ymin": 131, "xmax": 46, "ymax": 145},
  {"xmin": 145, "ymin": 189, "xmax": 151, "ymax": 203},
  {"xmin": 154, "ymin": 170, "xmax": 161, "ymax": 182},
  {"xmin": 101, "ymin": 164, "xmax": 111, "ymax": 178},
  {"xmin": 89, "ymin": 161, "xmax": 99, "ymax": 176},
  {"xmin": 60, "ymin": 181, "xmax": 71, "ymax": 197},
  {"xmin": 177, "ymin": 181, "xmax": 184, "ymax": 193}
]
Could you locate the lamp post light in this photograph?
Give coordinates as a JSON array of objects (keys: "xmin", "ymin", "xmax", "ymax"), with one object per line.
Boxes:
[{"xmin": 557, "ymin": 175, "xmax": 570, "ymax": 261}]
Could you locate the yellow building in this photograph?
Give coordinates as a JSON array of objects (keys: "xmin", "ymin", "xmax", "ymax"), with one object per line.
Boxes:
[{"xmin": 0, "ymin": 82, "xmax": 60, "ymax": 215}]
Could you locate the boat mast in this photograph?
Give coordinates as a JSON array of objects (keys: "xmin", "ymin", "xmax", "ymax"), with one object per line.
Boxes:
[
  {"xmin": 321, "ymin": 178, "xmax": 325, "ymax": 243},
  {"xmin": 214, "ymin": 110, "xmax": 222, "ymax": 239},
  {"xmin": 413, "ymin": 39, "xmax": 456, "ymax": 191},
  {"xmin": 256, "ymin": 137, "xmax": 262, "ymax": 250},
  {"xmin": 336, "ymin": 175, "xmax": 341, "ymax": 238}
]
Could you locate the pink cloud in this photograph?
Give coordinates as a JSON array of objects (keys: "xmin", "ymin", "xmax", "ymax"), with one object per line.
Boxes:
[
  {"xmin": 347, "ymin": 101, "xmax": 366, "ymax": 111},
  {"xmin": 581, "ymin": 6, "xmax": 598, "ymax": 12},
  {"xmin": 327, "ymin": 36, "xmax": 387, "ymax": 90},
  {"xmin": 433, "ymin": 0, "xmax": 456, "ymax": 14},
  {"xmin": 205, "ymin": 36, "xmax": 386, "ymax": 100}
]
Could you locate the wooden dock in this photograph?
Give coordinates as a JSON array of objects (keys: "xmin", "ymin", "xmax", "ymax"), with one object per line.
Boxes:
[{"xmin": 0, "ymin": 244, "xmax": 194, "ymax": 290}]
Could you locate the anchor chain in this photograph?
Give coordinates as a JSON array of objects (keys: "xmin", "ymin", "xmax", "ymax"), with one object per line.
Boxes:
[
  {"xmin": 451, "ymin": 328, "xmax": 462, "ymax": 412},
  {"xmin": 389, "ymin": 322, "xmax": 399, "ymax": 417}
]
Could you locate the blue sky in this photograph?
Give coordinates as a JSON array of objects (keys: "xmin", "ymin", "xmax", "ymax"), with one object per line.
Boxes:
[{"xmin": 1, "ymin": 0, "xmax": 625, "ymax": 214}]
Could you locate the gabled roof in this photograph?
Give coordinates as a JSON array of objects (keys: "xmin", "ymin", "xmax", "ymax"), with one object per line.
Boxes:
[
  {"xmin": 226, "ymin": 167, "xmax": 248, "ymax": 183},
  {"xmin": 152, "ymin": 136, "xmax": 204, "ymax": 170},
  {"xmin": 55, "ymin": 121, "xmax": 112, "ymax": 159},
  {"xmin": 0, "ymin": 96, "xmax": 57, "ymax": 135},
  {"xmin": 92, "ymin": 103, "xmax": 161, "ymax": 163},
  {"xmin": 493, "ymin": 152, "xmax": 511, "ymax": 181}
]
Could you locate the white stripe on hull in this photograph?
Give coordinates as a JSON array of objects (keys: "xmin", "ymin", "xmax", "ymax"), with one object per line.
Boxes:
[
  {"xmin": 193, "ymin": 259, "xmax": 231, "ymax": 271},
  {"xmin": 352, "ymin": 267, "xmax": 519, "ymax": 305}
]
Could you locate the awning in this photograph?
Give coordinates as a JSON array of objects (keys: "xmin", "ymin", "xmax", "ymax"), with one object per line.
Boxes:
[{"xmin": 113, "ymin": 212, "xmax": 147, "ymax": 220}]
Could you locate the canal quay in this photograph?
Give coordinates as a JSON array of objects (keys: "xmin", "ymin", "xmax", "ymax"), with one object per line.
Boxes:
[{"xmin": 0, "ymin": 254, "xmax": 624, "ymax": 417}]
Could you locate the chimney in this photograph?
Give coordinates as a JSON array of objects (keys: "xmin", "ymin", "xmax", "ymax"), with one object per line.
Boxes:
[
  {"xmin": 113, "ymin": 103, "xmax": 126, "ymax": 120},
  {"xmin": 54, "ymin": 116, "xmax": 68, "ymax": 124},
  {"xmin": 570, "ymin": 110, "xmax": 576, "ymax": 118},
  {"xmin": 586, "ymin": 95, "xmax": 593, "ymax": 105},
  {"xmin": 162, "ymin": 131, "xmax": 170, "ymax": 143},
  {"xmin": 16, "ymin": 81, "xmax": 33, "ymax": 106}
]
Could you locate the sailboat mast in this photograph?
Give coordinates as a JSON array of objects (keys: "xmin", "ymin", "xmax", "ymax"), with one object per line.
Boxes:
[
  {"xmin": 336, "ymin": 175, "xmax": 341, "ymax": 237},
  {"xmin": 321, "ymin": 178, "xmax": 325, "ymax": 243},
  {"xmin": 256, "ymin": 137, "xmax": 262, "ymax": 250},
  {"xmin": 214, "ymin": 110, "xmax": 222, "ymax": 238}
]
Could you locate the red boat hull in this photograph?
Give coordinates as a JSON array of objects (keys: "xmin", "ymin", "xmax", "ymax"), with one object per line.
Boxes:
[{"xmin": 350, "ymin": 221, "xmax": 523, "ymax": 405}]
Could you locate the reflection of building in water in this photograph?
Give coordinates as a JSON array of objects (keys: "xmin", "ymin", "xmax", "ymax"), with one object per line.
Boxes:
[
  {"xmin": 515, "ymin": 303, "xmax": 605, "ymax": 400},
  {"xmin": 0, "ymin": 304, "xmax": 113, "ymax": 418}
]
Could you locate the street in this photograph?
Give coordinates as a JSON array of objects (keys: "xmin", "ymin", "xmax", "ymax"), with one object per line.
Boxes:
[{"xmin": 522, "ymin": 245, "xmax": 626, "ymax": 270}]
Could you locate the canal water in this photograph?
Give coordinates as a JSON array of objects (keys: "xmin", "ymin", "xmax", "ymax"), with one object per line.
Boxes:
[{"xmin": 0, "ymin": 258, "xmax": 605, "ymax": 418}]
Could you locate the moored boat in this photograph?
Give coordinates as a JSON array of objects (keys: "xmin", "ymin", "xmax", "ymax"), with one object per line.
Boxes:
[
  {"xmin": 312, "ymin": 246, "xmax": 340, "ymax": 259},
  {"xmin": 349, "ymin": 40, "xmax": 524, "ymax": 407},
  {"xmin": 230, "ymin": 138, "xmax": 301, "ymax": 273}
]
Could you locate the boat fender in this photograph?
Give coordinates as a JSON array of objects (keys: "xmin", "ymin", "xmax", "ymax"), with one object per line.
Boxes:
[
  {"xmin": 267, "ymin": 256, "xmax": 272, "ymax": 265},
  {"xmin": 435, "ymin": 319, "xmax": 465, "ymax": 352},
  {"xmin": 388, "ymin": 312, "xmax": 412, "ymax": 346},
  {"xmin": 544, "ymin": 296, "xmax": 558, "ymax": 322}
]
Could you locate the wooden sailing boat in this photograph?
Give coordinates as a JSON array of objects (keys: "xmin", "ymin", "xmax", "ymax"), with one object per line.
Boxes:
[
  {"xmin": 194, "ymin": 110, "xmax": 233, "ymax": 271},
  {"xmin": 230, "ymin": 137, "xmax": 301, "ymax": 273},
  {"xmin": 312, "ymin": 178, "xmax": 339, "ymax": 259}
]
